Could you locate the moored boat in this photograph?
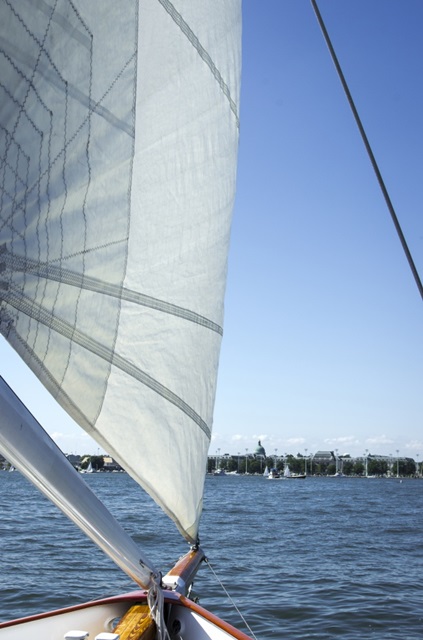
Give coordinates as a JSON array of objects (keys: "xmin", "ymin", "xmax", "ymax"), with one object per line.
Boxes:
[
  {"xmin": 283, "ymin": 465, "xmax": 306, "ymax": 480},
  {"xmin": 267, "ymin": 468, "xmax": 281, "ymax": 479}
]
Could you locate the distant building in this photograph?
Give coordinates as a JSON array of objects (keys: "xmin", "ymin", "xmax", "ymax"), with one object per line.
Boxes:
[
  {"xmin": 103, "ymin": 456, "xmax": 123, "ymax": 472},
  {"xmin": 313, "ymin": 451, "xmax": 334, "ymax": 463},
  {"xmin": 66, "ymin": 454, "xmax": 81, "ymax": 469},
  {"xmin": 254, "ymin": 440, "xmax": 266, "ymax": 458}
]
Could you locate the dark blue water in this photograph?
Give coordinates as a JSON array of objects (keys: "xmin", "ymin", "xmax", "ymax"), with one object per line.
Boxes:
[{"xmin": 0, "ymin": 472, "xmax": 422, "ymax": 639}]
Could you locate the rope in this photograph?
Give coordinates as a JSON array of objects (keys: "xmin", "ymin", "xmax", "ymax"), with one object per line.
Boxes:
[{"xmin": 205, "ymin": 558, "xmax": 259, "ymax": 640}]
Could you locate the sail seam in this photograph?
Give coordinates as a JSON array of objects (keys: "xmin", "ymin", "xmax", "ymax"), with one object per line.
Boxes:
[
  {"xmin": 0, "ymin": 48, "xmax": 134, "ymax": 212},
  {"xmin": 2, "ymin": 0, "xmax": 59, "ymax": 372},
  {"xmin": 2, "ymin": 249, "xmax": 223, "ymax": 335},
  {"xmin": 158, "ymin": 0, "xmax": 240, "ymax": 128},
  {"xmin": 0, "ymin": 312, "xmax": 96, "ymax": 433},
  {"xmin": 2, "ymin": 287, "xmax": 212, "ymax": 440},
  {"xmin": 0, "ymin": 34, "xmax": 135, "ymax": 138},
  {"xmin": 30, "ymin": 0, "xmax": 92, "ymax": 50}
]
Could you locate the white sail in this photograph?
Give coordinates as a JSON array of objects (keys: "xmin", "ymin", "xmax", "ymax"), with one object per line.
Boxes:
[{"xmin": 0, "ymin": 1, "xmax": 241, "ymax": 543}]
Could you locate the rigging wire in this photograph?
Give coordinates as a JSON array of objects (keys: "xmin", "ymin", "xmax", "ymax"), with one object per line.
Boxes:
[
  {"xmin": 147, "ymin": 575, "xmax": 171, "ymax": 640},
  {"xmin": 311, "ymin": 0, "xmax": 423, "ymax": 302},
  {"xmin": 205, "ymin": 558, "xmax": 259, "ymax": 640}
]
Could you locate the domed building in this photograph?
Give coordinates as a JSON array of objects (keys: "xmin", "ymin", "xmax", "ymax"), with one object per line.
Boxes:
[{"xmin": 254, "ymin": 440, "xmax": 266, "ymax": 458}]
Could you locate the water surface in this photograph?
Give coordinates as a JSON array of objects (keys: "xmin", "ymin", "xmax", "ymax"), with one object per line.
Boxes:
[{"xmin": 0, "ymin": 472, "xmax": 422, "ymax": 639}]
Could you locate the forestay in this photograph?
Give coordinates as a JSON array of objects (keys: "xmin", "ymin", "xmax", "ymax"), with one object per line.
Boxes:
[{"xmin": 0, "ymin": 0, "xmax": 241, "ymax": 543}]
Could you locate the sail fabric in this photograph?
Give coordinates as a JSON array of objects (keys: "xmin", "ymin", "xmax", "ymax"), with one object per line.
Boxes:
[{"xmin": 0, "ymin": 1, "xmax": 241, "ymax": 542}]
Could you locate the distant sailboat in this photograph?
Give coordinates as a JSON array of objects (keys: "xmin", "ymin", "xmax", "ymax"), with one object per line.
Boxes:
[
  {"xmin": 80, "ymin": 459, "xmax": 94, "ymax": 474},
  {"xmin": 267, "ymin": 468, "xmax": 281, "ymax": 479},
  {"xmin": 283, "ymin": 465, "xmax": 306, "ymax": 480},
  {"xmin": 213, "ymin": 468, "xmax": 226, "ymax": 476}
]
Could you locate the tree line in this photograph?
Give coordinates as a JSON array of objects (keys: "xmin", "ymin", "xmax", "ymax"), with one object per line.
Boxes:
[{"xmin": 208, "ymin": 454, "xmax": 419, "ymax": 477}]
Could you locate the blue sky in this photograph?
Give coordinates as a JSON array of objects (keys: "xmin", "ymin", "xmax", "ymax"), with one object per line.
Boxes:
[
  {"xmin": 1, "ymin": 1, "xmax": 422, "ymax": 459},
  {"xmin": 212, "ymin": 0, "xmax": 423, "ymax": 459}
]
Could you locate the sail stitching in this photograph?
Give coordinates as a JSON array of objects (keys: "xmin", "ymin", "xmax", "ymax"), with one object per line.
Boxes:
[
  {"xmin": 1, "ymin": 2, "xmax": 139, "ymax": 431},
  {"xmin": 0, "ymin": 4, "xmax": 135, "ymax": 234},
  {"xmin": 2, "ymin": 248, "xmax": 223, "ymax": 334},
  {"xmin": 158, "ymin": 0, "xmax": 240, "ymax": 128},
  {"xmin": 0, "ymin": 119, "xmax": 31, "ymax": 244},
  {"xmin": 0, "ymin": 4, "xmax": 136, "ymax": 368},
  {"xmin": 2, "ymin": 287, "xmax": 212, "ymax": 439},
  {"xmin": 0, "ymin": 2, "xmax": 134, "ymax": 379},
  {"xmin": 0, "ymin": 24, "xmax": 137, "ymax": 239},
  {"xmin": 49, "ymin": 79, "xmax": 69, "ymax": 392},
  {"xmin": 0, "ymin": 81, "xmax": 131, "ymax": 250},
  {"xmin": 30, "ymin": 0, "xmax": 92, "ymax": 50},
  {"xmin": 0, "ymin": 311, "xmax": 96, "ymax": 433},
  {"xmin": 2, "ymin": 0, "xmax": 60, "ymax": 363},
  {"xmin": 0, "ymin": 33, "xmax": 135, "ymax": 138},
  {"xmin": 3, "ymin": 0, "xmax": 93, "ymax": 395},
  {"xmin": 62, "ymin": 0, "xmax": 92, "ymax": 405}
]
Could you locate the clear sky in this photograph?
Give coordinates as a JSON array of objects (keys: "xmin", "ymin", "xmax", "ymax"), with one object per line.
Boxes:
[
  {"xmin": 213, "ymin": 0, "xmax": 423, "ymax": 460},
  {"xmin": 1, "ymin": 1, "xmax": 422, "ymax": 460}
]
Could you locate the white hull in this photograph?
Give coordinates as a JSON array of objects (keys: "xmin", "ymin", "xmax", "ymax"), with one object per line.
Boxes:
[
  {"xmin": 268, "ymin": 475, "xmax": 306, "ymax": 480},
  {"xmin": 0, "ymin": 591, "xmax": 250, "ymax": 640}
]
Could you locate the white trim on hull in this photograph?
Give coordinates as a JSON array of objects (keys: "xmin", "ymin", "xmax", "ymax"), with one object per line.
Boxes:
[{"xmin": 0, "ymin": 591, "xmax": 252, "ymax": 640}]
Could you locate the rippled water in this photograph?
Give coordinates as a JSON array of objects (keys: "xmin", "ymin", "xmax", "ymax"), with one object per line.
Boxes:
[{"xmin": 0, "ymin": 472, "xmax": 422, "ymax": 639}]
